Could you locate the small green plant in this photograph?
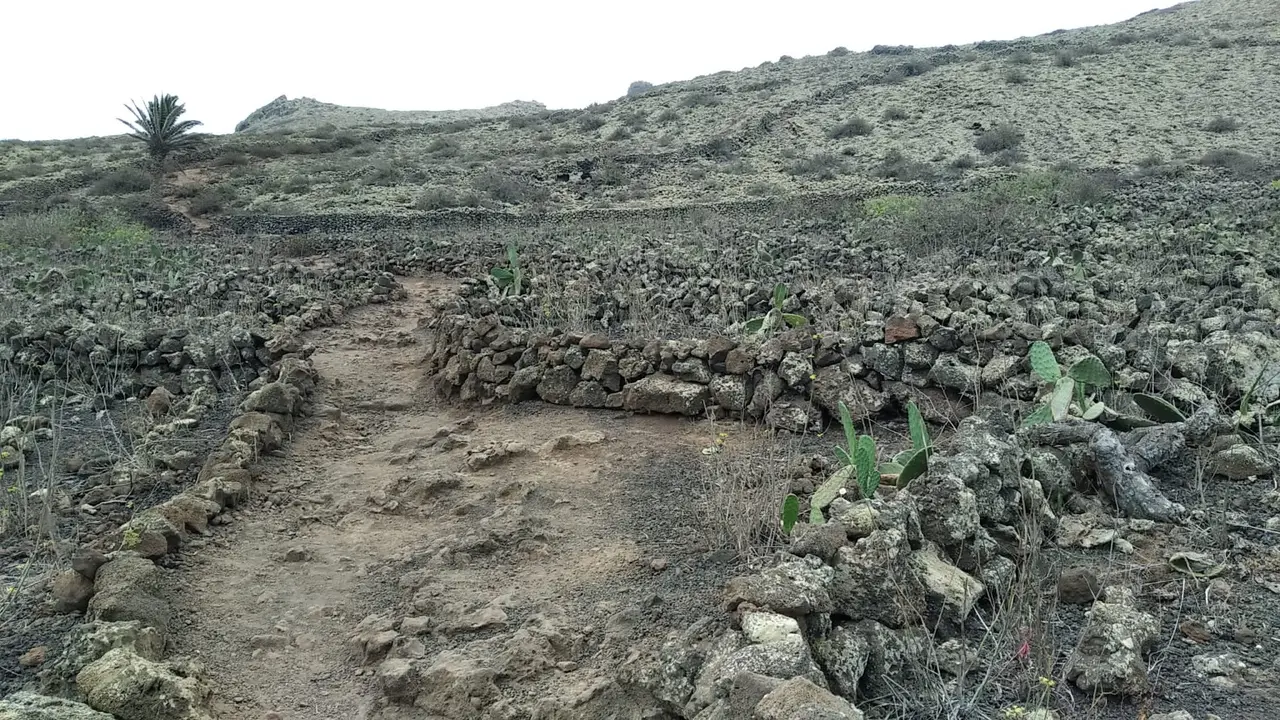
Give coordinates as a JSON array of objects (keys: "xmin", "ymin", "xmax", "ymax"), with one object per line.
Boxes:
[
  {"xmin": 121, "ymin": 525, "xmax": 142, "ymax": 550},
  {"xmin": 799, "ymin": 399, "xmax": 933, "ymax": 528},
  {"xmin": 489, "ymin": 243, "xmax": 525, "ymax": 296},
  {"xmin": 780, "ymin": 493, "xmax": 800, "ymax": 535},
  {"xmin": 1133, "ymin": 393, "xmax": 1186, "ymax": 423},
  {"xmin": 863, "ymin": 194, "xmax": 921, "ymax": 218},
  {"xmin": 744, "ymin": 283, "xmax": 806, "ymax": 335},
  {"xmin": 1022, "ymin": 341, "xmax": 1114, "ymax": 427},
  {"xmin": 878, "ymin": 401, "xmax": 932, "ymax": 484}
]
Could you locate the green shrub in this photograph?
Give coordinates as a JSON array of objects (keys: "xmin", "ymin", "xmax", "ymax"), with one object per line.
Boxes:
[
  {"xmin": 975, "ymin": 123, "xmax": 1024, "ymax": 155},
  {"xmin": 1004, "ymin": 68, "xmax": 1030, "ymax": 85},
  {"xmin": 863, "ymin": 194, "xmax": 921, "ymax": 218},
  {"xmin": 874, "ymin": 148, "xmax": 933, "ymax": 181},
  {"xmin": 507, "ymin": 115, "xmax": 543, "ymax": 130},
  {"xmin": 415, "ymin": 187, "xmax": 483, "ymax": 210},
  {"xmin": 706, "ymin": 136, "xmax": 736, "ymax": 159},
  {"xmin": 1209, "ymin": 36, "xmax": 1232, "ymax": 48},
  {"xmin": 0, "ymin": 208, "xmax": 82, "ymax": 248},
  {"xmin": 829, "ymin": 117, "xmax": 872, "ymax": 139},
  {"xmin": 88, "ymin": 168, "xmax": 152, "ymax": 196},
  {"xmin": 425, "ymin": 137, "xmax": 460, "ymax": 157},
  {"xmin": 605, "ymin": 127, "xmax": 632, "ymax": 141},
  {"xmin": 620, "ymin": 109, "xmax": 648, "ymax": 130},
  {"xmin": 189, "ymin": 185, "xmax": 234, "ymax": 216},
  {"xmin": 246, "ymin": 144, "xmax": 284, "ymax": 159},
  {"xmin": 787, "ymin": 152, "xmax": 845, "ymax": 179},
  {"xmin": 1198, "ymin": 148, "xmax": 1262, "ymax": 176},
  {"xmin": 655, "ymin": 108, "xmax": 682, "ymax": 124},
  {"xmin": 577, "ymin": 114, "xmax": 607, "ymax": 132},
  {"xmin": 741, "ymin": 79, "xmax": 786, "ymax": 93},
  {"xmin": 212, "ymin": 151, "xmax": 249, "ymax": 167},
  {"xmin": 828, "ymin": 46, "xmax": 850, "ymax": 57},
  {"xmin": 282, "ymin": 175, "xmax": 312, "ymax": 194},
  {"xmin": 1053, "ymin": 49, "xmax": 1078, "ymax": 67},
  {"xmin": 680, "ymin": 91, "xmax": 722, "ymax": 108},
  {"xmin": 0, "ymin": 162, "xmax": 49, "ymax": 182},
  {"xmin": 472, "ymin": 170, "xmax": 547, "ymax": 205},
  {"xmin": 362, "ymin": 161, "xmax": 401, "ymax": 186},
  {"xmin": 1204, "ymin": 116, "xmax": 1240, "ymax": 133}
]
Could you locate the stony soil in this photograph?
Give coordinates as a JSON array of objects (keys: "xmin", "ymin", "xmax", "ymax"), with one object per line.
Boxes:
[{"xmin": 158, "ymin": 278, "xmax": 743, "ymax": 719}]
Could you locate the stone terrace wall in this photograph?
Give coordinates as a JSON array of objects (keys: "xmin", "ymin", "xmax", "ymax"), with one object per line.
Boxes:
[{"xmin": 422, "ymin": 309, "xmax": 1278, "ymax": 434}]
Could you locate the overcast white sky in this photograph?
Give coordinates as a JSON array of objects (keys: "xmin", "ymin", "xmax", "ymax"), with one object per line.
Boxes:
[{"xmin": 3, "ymin": 0, "xmax": 1185, "ymax": 141}]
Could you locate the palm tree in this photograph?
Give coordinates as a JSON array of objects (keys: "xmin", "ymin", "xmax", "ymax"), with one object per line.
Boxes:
[{"xmin": 118, "ymin": 94, "xmax": 203, "ymax": 161}]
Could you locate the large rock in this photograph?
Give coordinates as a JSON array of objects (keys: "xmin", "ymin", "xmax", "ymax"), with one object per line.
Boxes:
[
  {"xmin": 752, "ymin": 676, "xmax": 865, "ymax": 719},
  {"xmin": 1064, "ymin": 587, "xmax": 1160, "ymax": 696},
  {"xmin": 692, "ymin": 633, "xmax": 828, "ymax": 713},
  {"xmin": 0, "ymin": 692, "xmax": 115, "ymax": 720},
  {"xmin": 710, "ymin": 375, "xmax": 753, "ymax": 413},
  {"xmin": 1204, "ymin": 330, "xmax": 1280, "ymax": 407},
  {"xmin": 87, "ymin": 556, "xmax": 171, "ymax": 638},
  {"xmin": 829, "ymin": 529, "xmax": 924, "ymax": 628},
  {"xmin": 239, "ymin": 381, "xmax": 302, "ymax": 415},
  {"xmin": 809, "ymin": 367, "xmax": 886, "ymax": 423},
  {"xmin": 910, "ymin": 542, "xmax": 985, "ymax": 629},
  {"xmin": 537, "ymin": 365, "xmax": 580, "ymax": 404},
  {"xmin": 855, "ymin": 621, "xmax": 930, "ymax": 708},
  {"xmin": 63, "ymin": 621, "xmax": 166, "ymax": 676},
  {"xmin": 623, "ymin": 374, "xmax": 710, "ymax": 416},
  {"xmin": 76, "ymin": 648, "xmax": 212, "ymax": 720},
  {"xmin": 809, "ymin": 623, "xmax": 870, "ymax": 700},
  {"xmin": 1211, "ymin": 444, "xmax": 1274, "ymax": 479},
  {"xmin": 724, "ymin": 555, "xmax": 835, "ymax": 616}
]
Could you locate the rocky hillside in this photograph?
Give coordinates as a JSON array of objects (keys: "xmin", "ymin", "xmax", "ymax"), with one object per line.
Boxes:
[
  {"xmin": 2, "ymin": 0, "xmax": 1277, "ymax": 221},
  {"xmin": 232, "ymin": 95, "xmax": 549, "ymax": 134}
]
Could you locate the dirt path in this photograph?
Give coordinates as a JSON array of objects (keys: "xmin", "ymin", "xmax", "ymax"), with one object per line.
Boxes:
[{"xmin": 163, "ymin": 277, "xmax": 737, "ymax": 720}]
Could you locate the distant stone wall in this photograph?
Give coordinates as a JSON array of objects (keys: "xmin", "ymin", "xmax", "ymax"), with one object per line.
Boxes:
[
  {"xmin": 220, "ymin": 189, "xmax": 917, "ymax": 237},
  {"xmin": 422, "ymin": 301, "xmax": 1280, "ymax": 432},
  {"xmin": 422, "ymin": 313, "xmax": 1018, "ymax": 431}
]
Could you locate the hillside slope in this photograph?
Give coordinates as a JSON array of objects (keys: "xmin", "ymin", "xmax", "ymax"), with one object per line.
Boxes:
[{"xmin": 0, "ymin": 0, "xmax": 1276, "ymax": 220}]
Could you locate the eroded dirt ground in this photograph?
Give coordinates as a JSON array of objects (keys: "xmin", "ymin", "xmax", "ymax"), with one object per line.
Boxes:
[{"xmin": 162, "ymin": 278, "xmax": 744, "ymax": 719}]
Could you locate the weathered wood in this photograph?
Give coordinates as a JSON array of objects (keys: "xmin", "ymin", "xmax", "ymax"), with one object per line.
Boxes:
[
  {"xmin": 1088, "ymin": 428, "xmax": 1185, "ymax": 522},
  {"xmin": 1128, "ymin": 424, "xmax": 1185, "ymax": 474}
]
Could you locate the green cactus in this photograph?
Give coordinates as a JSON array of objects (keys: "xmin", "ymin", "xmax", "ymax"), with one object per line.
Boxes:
[
  {"xmin": 1133, "ymin": 393, "xmax": 1187, "ymax": 423},
  {"xmin": 896, "ymin": 446, "xmax": 929, "ymax": 486},
  {"xmin": 810, "ymin": 466, "xmax": 853, "ymax": 524},
  {"xmin": 1067, "ymin": 356, "xmax": 1112, "ymax": 389},
  {"xmin": 490, "ymin": 243, "xmax": 524, "ymax": 296},
  {"xmin": 907, "ymin": 401, "xmax": 930, "ymax": 456},
  {"xmin": 1048, "ymin": 377, "xmax": 1075, "ymax": 421},
  {"xmin": 1028, "ymin": 341, "xmax": 1061, "ymax": 383},
  {"xmin": 854, "ymin": 435, "xmax": 878, "ymax": 499},
  {"xmin": 780, "ymin": 493, "xmax": 800, "ymax": 534},
  {"xmin": 744, "ymin": 282, "xmax": 807, "ymax": 335}
]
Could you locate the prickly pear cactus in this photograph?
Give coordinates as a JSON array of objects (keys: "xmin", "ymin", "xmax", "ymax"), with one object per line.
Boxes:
[
  {"xmin": 1068, "ymin": 356, "xmax": 1112, "ymax": 389},
  {"xmin": 1029, "ymin": 341, "xmax": 1061, "ymax": 383},
  {"xmin": 810, "ymin": 466, "xmax": 852, "ymax": 524}
]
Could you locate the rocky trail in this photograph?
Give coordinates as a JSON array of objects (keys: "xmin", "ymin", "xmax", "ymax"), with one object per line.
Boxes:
[{"xmin": 160, "ymin": 277, "xmax": 741, "ymax": 719}]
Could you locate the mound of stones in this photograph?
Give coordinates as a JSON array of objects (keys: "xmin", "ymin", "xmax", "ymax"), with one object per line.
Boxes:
[
  {"xmin": 0, "ymin": 348, "xmax": 319, "ymax": 719},
  {"xmin": 350, "ymin": 407, "xmax": 1265, "ymax": 719}
]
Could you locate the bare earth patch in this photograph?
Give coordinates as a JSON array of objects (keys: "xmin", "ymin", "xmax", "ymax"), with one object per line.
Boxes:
[{"xmin": 161, "ymin": 278, "xmax": 741, "ymax": 719}]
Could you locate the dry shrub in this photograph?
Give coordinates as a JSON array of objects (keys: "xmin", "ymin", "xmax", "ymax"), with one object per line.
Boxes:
[{"xmin": 695, "ymin": 424, "xmax": 809, "ymax": 562}]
